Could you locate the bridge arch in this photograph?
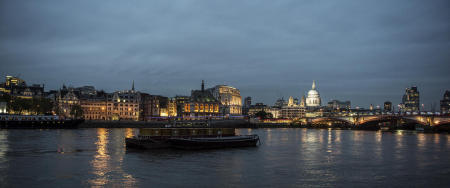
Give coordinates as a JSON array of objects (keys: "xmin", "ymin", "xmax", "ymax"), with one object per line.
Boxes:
[{"xmin": 310, "ymin": 117, "xmax": 353, "ymax": 126}]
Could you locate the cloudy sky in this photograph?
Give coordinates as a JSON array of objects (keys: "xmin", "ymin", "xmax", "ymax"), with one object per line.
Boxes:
[{"xmin": 1, "ymin": 0, "xmax": 449, "ymax": 110}]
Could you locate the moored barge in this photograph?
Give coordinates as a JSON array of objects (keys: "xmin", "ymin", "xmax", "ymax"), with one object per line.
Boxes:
[{"xmin": 126, "ymin": 128, "xmax": 260, "ymax": 150}]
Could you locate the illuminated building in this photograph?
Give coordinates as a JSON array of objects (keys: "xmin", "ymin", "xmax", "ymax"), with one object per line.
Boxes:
[
  {"xmin": 175, "ymin": 96, "xmax": 190, "ymax": 118},
  {"xmin": 384, "ymin": 101, "xmax": 392, "ymax": 112},
  {"xmin": 0, "ymin": 102, "xmax": 6, "ymax": 114},
  {"xmin": 206, "ymin": 84, "xmax": 242, "ymax": 116},
  {"xmin": 5, "ymin": 76, "xmax": 25, "ymax": 87},
  {"xmin": 182, "ymin": 81, "xmax": 220, "ymax": 119},
  {"xmin": 0, "ymin": 76, "xmax": 44, "ymax": 99},
  {"xmin": 441, "ymin": 90, "xmax": 450, "ymax": 115},
  {"xmin": 80, "ymin": 92, "xmax": 108, "ymax": 120},
  {"xmin": 266, "ymin": 108, "xmax": 281, "ymax": 118},
  {"xmin": 306, "ymin": 80, "xmax": 321, "ymax": 107},
  {"xmin": 56, "ymin": 88, "xmax": 80, "ymax": 118},
  {"xmin": 168, "ymin": 98, "xmax": 177, "ymax": 117},
  {"xmin": 401, "ymin": 86, "xmax": 420, "ymax": 112},
  {"xmin": 280, "ymin": 106, "xmax": 305, "ymax": 119},
  {"xmin": 107, "ymin": 83, "xmax": 140, "ymax": 121}
]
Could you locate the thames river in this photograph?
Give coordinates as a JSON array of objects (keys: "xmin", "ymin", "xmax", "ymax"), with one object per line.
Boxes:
[{"xmin": 0, "ymin": 128, "xmax": 449, "ymax": 187}]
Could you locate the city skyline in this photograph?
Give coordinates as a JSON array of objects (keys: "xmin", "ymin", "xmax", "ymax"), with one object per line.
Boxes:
[
  {"xmin": 0, "ymin": 74, "xmax": 447, "ymax": 111},
  {"xmin": 1, "ymin": 0, "xmax": 449, "ymax": 110}
]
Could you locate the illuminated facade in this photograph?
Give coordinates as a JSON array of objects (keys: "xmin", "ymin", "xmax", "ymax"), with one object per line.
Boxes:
[
  {"xmin": 168, "ymin": 98, "xmax": 177, "ymax": 117},
  {"xmin": 401, "ymin": 86, "xmax": 420, "ymax": 112},
  {"xmin": 80, "ymin": 93, "xmax": 108, "ymax": 120},
  {"xmin": 206, "ymin": 85, "xmax": 242, "ymax": 116},
  {"xmin": 441, "ymin": 90, "xmax": 450, "ymax": 115},
  {"xmin": 182, "ymin": 81, "xmax": 220, "ymax": 119},
  {"xmin": 0, "ymin": 76, "xmax": 44, "ymax": 99},
  {"xmin": 306, "ymin": 80, "xmax": 321, "ymax": 107},
  {"xmin": 0, "ymin": 102, "xmax": 6, "ymax": 114},
  {"xmin": 56, "ymin": 89, "xmax": 80, "ymax": 118},
  {"xmin": 107, "ymin": 89, "xmax": 140, "ymax": 121}
]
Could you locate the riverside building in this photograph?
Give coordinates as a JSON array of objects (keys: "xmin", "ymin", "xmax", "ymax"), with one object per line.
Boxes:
[
  {"xmin": 206, "ymin": 84, "xmax": 242, "ymax": 116},
  {"xmin": 401, "ymin": 86, "xmax": 420, "ymax": 112},
  {"xmin": 441, "ymin": 90, "xmax": 450, "ymax": 115}
]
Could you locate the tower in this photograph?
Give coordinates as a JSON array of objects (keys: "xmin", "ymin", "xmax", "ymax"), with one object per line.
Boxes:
[
  {"xmin": 201, "ymin": 80, "xmax": 205, "ymax": 92},
  {"xmin": 132, "ymin": 80, "xmax": 135, "ymax": 91}
]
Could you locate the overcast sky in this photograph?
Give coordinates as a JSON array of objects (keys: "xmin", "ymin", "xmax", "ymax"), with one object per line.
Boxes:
[{"xmin": 1, "ymin": 0, "xmax": 449, "ymax": 110}]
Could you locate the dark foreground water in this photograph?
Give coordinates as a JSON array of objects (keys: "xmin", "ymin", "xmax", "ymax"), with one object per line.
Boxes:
[{"xmin": 0, "ymin": 128, "xmax": 449, "ymax": 187}]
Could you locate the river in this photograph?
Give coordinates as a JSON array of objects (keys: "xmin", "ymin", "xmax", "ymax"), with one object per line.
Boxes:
[{"xmin": 0, "ymin": 128, "xmax": 449, "ymax": 187}]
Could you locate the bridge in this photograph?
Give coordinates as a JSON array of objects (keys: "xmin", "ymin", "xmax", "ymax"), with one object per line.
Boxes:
[{"xmin": 305, "ymin": 115, "xmax": 450, "ymax": 127}]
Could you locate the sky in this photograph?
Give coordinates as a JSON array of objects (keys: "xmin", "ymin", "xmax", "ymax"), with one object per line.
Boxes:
[{"xmin": 1, "ymin": 0, "xmax": 449, "ymax": 110}]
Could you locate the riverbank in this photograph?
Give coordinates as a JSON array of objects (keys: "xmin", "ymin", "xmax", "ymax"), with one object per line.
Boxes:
[{"xmin": 78, "ymin": 120, "xmax": 449, "ymax": 133}]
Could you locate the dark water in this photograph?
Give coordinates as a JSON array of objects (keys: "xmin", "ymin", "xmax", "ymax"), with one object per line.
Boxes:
[{"xmin": 0, "ymin": 128, "xmax": 449, "ymax": 187}]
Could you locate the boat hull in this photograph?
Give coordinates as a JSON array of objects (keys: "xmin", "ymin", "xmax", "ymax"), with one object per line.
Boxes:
[
  {"xmin": 168, "ymin": 135, "xmax": 259, "ymax": 150},
  {"xmin": 126, "ymin": 135, "xmax": 260, "ymax": 150},
  {"xmin": 125, "ymin": 138, "xmax": 171, "ymax": 149}
]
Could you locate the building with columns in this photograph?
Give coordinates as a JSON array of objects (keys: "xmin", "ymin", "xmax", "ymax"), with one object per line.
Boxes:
[
  {"xmin": 206, "ymin": 84, "xmax": 242, "ymax": 116},
  {"xmin": 306, "ymin": 80, "xmax": 321, "ymax": 108}
]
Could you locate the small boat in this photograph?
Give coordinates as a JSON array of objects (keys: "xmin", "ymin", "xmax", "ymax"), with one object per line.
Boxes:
[{"xmin": 168, "ymin": 135, "xmax": 260, "ymax": 150}]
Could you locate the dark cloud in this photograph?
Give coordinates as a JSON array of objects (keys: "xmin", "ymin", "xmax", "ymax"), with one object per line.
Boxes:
[{"xmin": 1, "ymin": 0, "xmax": 449, "ymax": 109}]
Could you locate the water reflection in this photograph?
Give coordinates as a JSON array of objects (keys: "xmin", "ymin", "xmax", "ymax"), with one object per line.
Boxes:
[
  {"xmin": 0, "ymin": 131, "xmax": 8, "ymax": 185},
  {"xmin": 89, "ymin": 128, "xmax": 110, "ymax": 186},
  {"xmin": 89, "ymin": 128, "xmax": 136, "ymax": 187}
]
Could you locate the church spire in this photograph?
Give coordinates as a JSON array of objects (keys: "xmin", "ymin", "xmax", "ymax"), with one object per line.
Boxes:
[
  {"xmin": 132, "ymin": 80, "xmax": 135, "ymax": 91},
  {"xmin": 312, "ymin": 80, "xmax": 316, "ymax": 90},
  {"xmin": 201, "ymin": 80, "xmax": 205, "ymax": 92}
]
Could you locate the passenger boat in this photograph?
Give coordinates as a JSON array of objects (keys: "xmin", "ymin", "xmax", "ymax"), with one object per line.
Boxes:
[
  {"xmin": 0, "ymin": 114, "xmax": 83, "ymax": 129},
  {"xmin": 125, "ymin": 128, "xmax": 260, "ymax": 150}
]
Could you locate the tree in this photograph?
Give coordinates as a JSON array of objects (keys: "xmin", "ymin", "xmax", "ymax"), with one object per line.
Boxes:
[
  {"xmin": 70, "ymin": 104, "xmax": 83, "ymax": 119},
  {"xmin": 255, "ymin": 111, "xmax": 273, "ymax": 120}
]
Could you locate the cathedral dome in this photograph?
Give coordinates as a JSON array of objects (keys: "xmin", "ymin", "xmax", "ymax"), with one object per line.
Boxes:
[
  {"xmin": 306, "ymin": 80, "xmax": 321, "ymax": 107},
  {"xmin": 307, "ymin": 89, "xmax": 319, "ymax": 96}
]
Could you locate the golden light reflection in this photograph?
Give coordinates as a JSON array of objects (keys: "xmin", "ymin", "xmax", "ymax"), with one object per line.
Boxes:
[
  {"xmin": 89, "ymin": 128, "xmax": 110, "ymax": 186},
  {"xmin": 89, "ymin": 128, "xmax": 136, "ymax": 187},
  {"xmin": 417, "ymin": 133, "xmax": 426, "ymax": 149},
  {"xmin": 433, "ymin": 134, "xmax": 440, "ymax": 144},
  {"xmin": 334, "ymin": 130, "xmax": 341, "ymax": 143},
  {"xmin": 125, "ymin": 128, "xmax": 135, "ymax": 138}
]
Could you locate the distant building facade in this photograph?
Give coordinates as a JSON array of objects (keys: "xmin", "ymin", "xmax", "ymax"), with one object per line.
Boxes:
[
  {"xmin": 0, "ymin": 76, "xmax": 44, "ymax": 99},
  {"xmin": 107, "ymin": 89, "xmax": 141, "ymax": 121},
  {"xmin": 441, "ymin": 90, "xmax": 450, "ymax": 115},
  {"xmin": 182, "ymin": 81, "xmax": 220, "ymax": 119},
  {"xmin": 206, "ymin": 85, "xmax": 242, "ymax": 116},
  {"xmin": 242, "ymin": 96, "xmax": 252, "ymax": 115},
  {"xmin": 326, "ymin": 100, "xmax": 351, "ymax": 112},
  {"xmin": 401, "ymin": 86, "xmax": 420, "ymax": 112},
  {"xmin": 80, "ymin": 92, "xmax": 108, "ymax": 120},
  {"xmin": 384, "ymin": 101, "xmax": 392, "ymax": 112}
]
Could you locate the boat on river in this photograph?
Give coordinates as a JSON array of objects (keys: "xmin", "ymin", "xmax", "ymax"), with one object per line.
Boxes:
[{"xmin": 126, "ymin": 128, "xmax": 260, "ymax": 150}]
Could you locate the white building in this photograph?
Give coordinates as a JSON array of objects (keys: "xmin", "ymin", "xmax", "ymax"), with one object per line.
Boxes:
[{"xmin": 306, "ymin": 80, "xmax": 321, "ymax": 107}]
